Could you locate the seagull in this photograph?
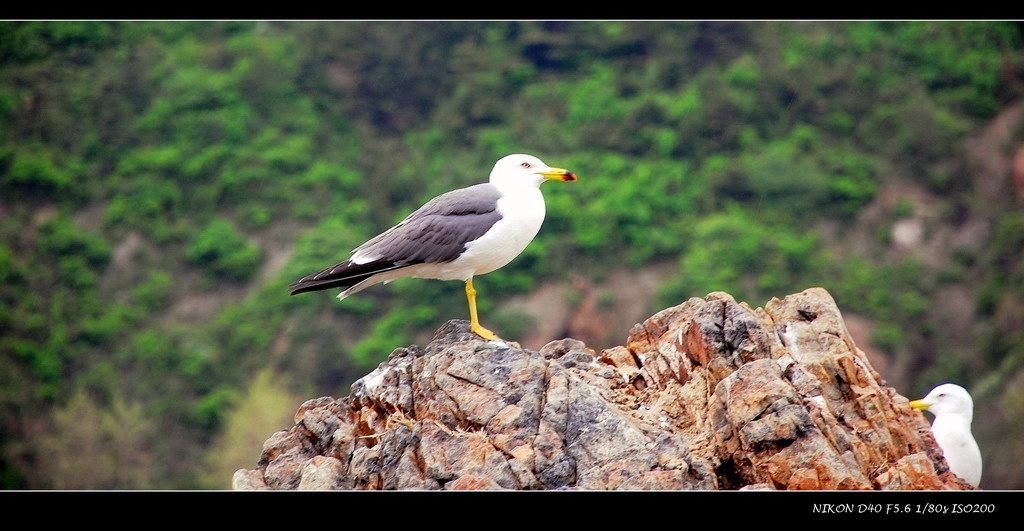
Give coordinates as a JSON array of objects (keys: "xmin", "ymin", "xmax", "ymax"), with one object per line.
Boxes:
[
  {"xmin": 289, "ymin": 154, "xmax": 577, "ymax": 341},
  {"xmin": 909, "ymin": 383, "xmax": 983, "ymax": 487}
]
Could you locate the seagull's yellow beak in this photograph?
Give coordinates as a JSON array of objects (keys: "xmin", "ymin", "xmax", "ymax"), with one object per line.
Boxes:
[
  {"xmin": 541, "ymin": 167, "xmax": 577, "ymax": 182},
  {"xmin": 909, "ymin": 399, "xmax": 929, "ymax": 411}
]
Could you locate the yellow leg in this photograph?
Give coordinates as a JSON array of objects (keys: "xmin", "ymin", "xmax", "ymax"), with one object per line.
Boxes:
[{"xmin": 465, "ymin": 278, "xmax": 498, "ymax": 340}]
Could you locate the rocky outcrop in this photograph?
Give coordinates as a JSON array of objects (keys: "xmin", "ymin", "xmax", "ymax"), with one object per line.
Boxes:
[{"xmin": 233, "ymin": 287, "xmax": 974, "ymax": 490}]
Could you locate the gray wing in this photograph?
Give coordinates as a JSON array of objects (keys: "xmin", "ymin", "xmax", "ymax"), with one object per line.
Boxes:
[
  {"xmin": 289, "ymin": 183, "xmax": 504, "ymax": 296},
  {"xmin": 353, "ymin": 183, "xmax": 504, "ymax": 265}
]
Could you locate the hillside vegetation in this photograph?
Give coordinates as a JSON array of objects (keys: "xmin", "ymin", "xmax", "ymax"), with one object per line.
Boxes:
[{"xmin": 1, "ymin": 21, "xmax": 1023, "ymax": 489}]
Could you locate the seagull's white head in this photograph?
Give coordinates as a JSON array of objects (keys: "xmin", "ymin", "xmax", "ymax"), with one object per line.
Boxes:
[
  {"xmin": 910, "ymin": 383, "xmax": 974, "ymax": 422},
  {"xmin": 488, "ymin": 154, "xmax": 577, "ymax": 193}
]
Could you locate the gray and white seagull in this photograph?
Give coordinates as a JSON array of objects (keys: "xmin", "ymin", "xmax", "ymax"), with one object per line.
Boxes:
[{"xmin": 289, "ymin": 153, "xmax": 577, "ymax": 340}]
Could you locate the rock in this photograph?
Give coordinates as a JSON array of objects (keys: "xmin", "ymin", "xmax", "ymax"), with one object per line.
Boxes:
[
  {"xmin": 297, "ymin": 456, "xmax": 346, "ymax": 490},
  {"xmin": 231, "ymin": 468, "xmax": 268, "ymax": 490},
  {"xmin": 235, "ymin": 288, "xmax": 973, "ymax": 490}
]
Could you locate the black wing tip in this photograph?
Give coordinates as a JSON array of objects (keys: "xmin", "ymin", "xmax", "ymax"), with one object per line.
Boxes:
[
  {"xmin": 287, "ymin": 259, "xmax": 408, "ymax": 297},
  {"xmin": 288, "ymin": 276, "xmax": 340, "ymax": 296},
  {"xmin": 287, "ymin": 260, "xmax": 354, "ymax": 296},
  {"xmin": 287, "ymin": 274, "xmax": 317, "ymax": 296}
]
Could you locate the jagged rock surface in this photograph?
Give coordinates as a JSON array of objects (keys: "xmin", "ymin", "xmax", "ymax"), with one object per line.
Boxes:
[{"xmin": 233, "ymin": 288, "xmax": 974, "ymax": 490}]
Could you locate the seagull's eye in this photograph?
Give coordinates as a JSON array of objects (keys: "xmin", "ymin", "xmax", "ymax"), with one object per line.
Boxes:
[{"xmin": 520, "ymin": 162, "xmax": 532, "ymax": 169}]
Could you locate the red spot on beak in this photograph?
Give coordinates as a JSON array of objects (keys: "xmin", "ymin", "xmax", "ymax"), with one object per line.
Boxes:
[{"xmin": 563, "ymin": 172, "xmax": 578, "ymax": 182}]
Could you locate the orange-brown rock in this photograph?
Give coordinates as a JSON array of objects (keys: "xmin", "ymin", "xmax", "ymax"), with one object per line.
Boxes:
[{"xmin": 233, "ymin": 288, "xmax": 974, "ymax": 490}]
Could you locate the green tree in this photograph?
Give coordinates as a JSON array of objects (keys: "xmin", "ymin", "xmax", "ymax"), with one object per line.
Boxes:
[{"xmin": 186, "ymin": 218, "xmax": 262, "ymax": 282}]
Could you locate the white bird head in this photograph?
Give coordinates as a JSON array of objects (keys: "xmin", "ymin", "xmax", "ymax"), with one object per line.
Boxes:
[
  {"xmin": 489, "ymin": 154, "xmax": 577, "ymax": 192},
  {"xmin": 910, "ymin": 383, "xmax": 974, "ymax": 422}
]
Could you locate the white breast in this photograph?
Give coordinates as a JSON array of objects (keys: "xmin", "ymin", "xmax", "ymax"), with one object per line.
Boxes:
[
  {"xmin": 932, "ymin": 416, "xmax": 983, "ymax": 487},
  {"xmin": 426, "ymin": 188, "xmax": 546, "ymax": 281}
]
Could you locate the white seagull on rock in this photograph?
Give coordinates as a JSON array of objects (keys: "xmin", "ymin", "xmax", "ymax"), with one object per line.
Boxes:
[
  {"xmin": 910, "ymin": 383, "xmax": 983, "ymax": 487},
  {"xmin": 289, "ymin": 153, "xmax": 577, "ymax": 341}
]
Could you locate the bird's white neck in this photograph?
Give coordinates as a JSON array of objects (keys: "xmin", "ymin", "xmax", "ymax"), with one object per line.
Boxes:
[
  {"xmin": 490, "ymin": 178, "xmax": 545, "ymax": 198},
  {"xmin": 932, "ymin": 412, "xmax": 973, "ymax": 432}
]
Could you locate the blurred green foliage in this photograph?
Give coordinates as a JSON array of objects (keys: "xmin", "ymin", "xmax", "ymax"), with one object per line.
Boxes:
[
  {"xmin": 185, "ymin": 219, "xmax": 262, "ymax": 282},
  {"xmin": 1, "ymin": 20, "xmax": 1023, "ymax": 489},
  {"xmin": 658, "ymin": 205, "xmax": 826, "ymax": 308}
]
